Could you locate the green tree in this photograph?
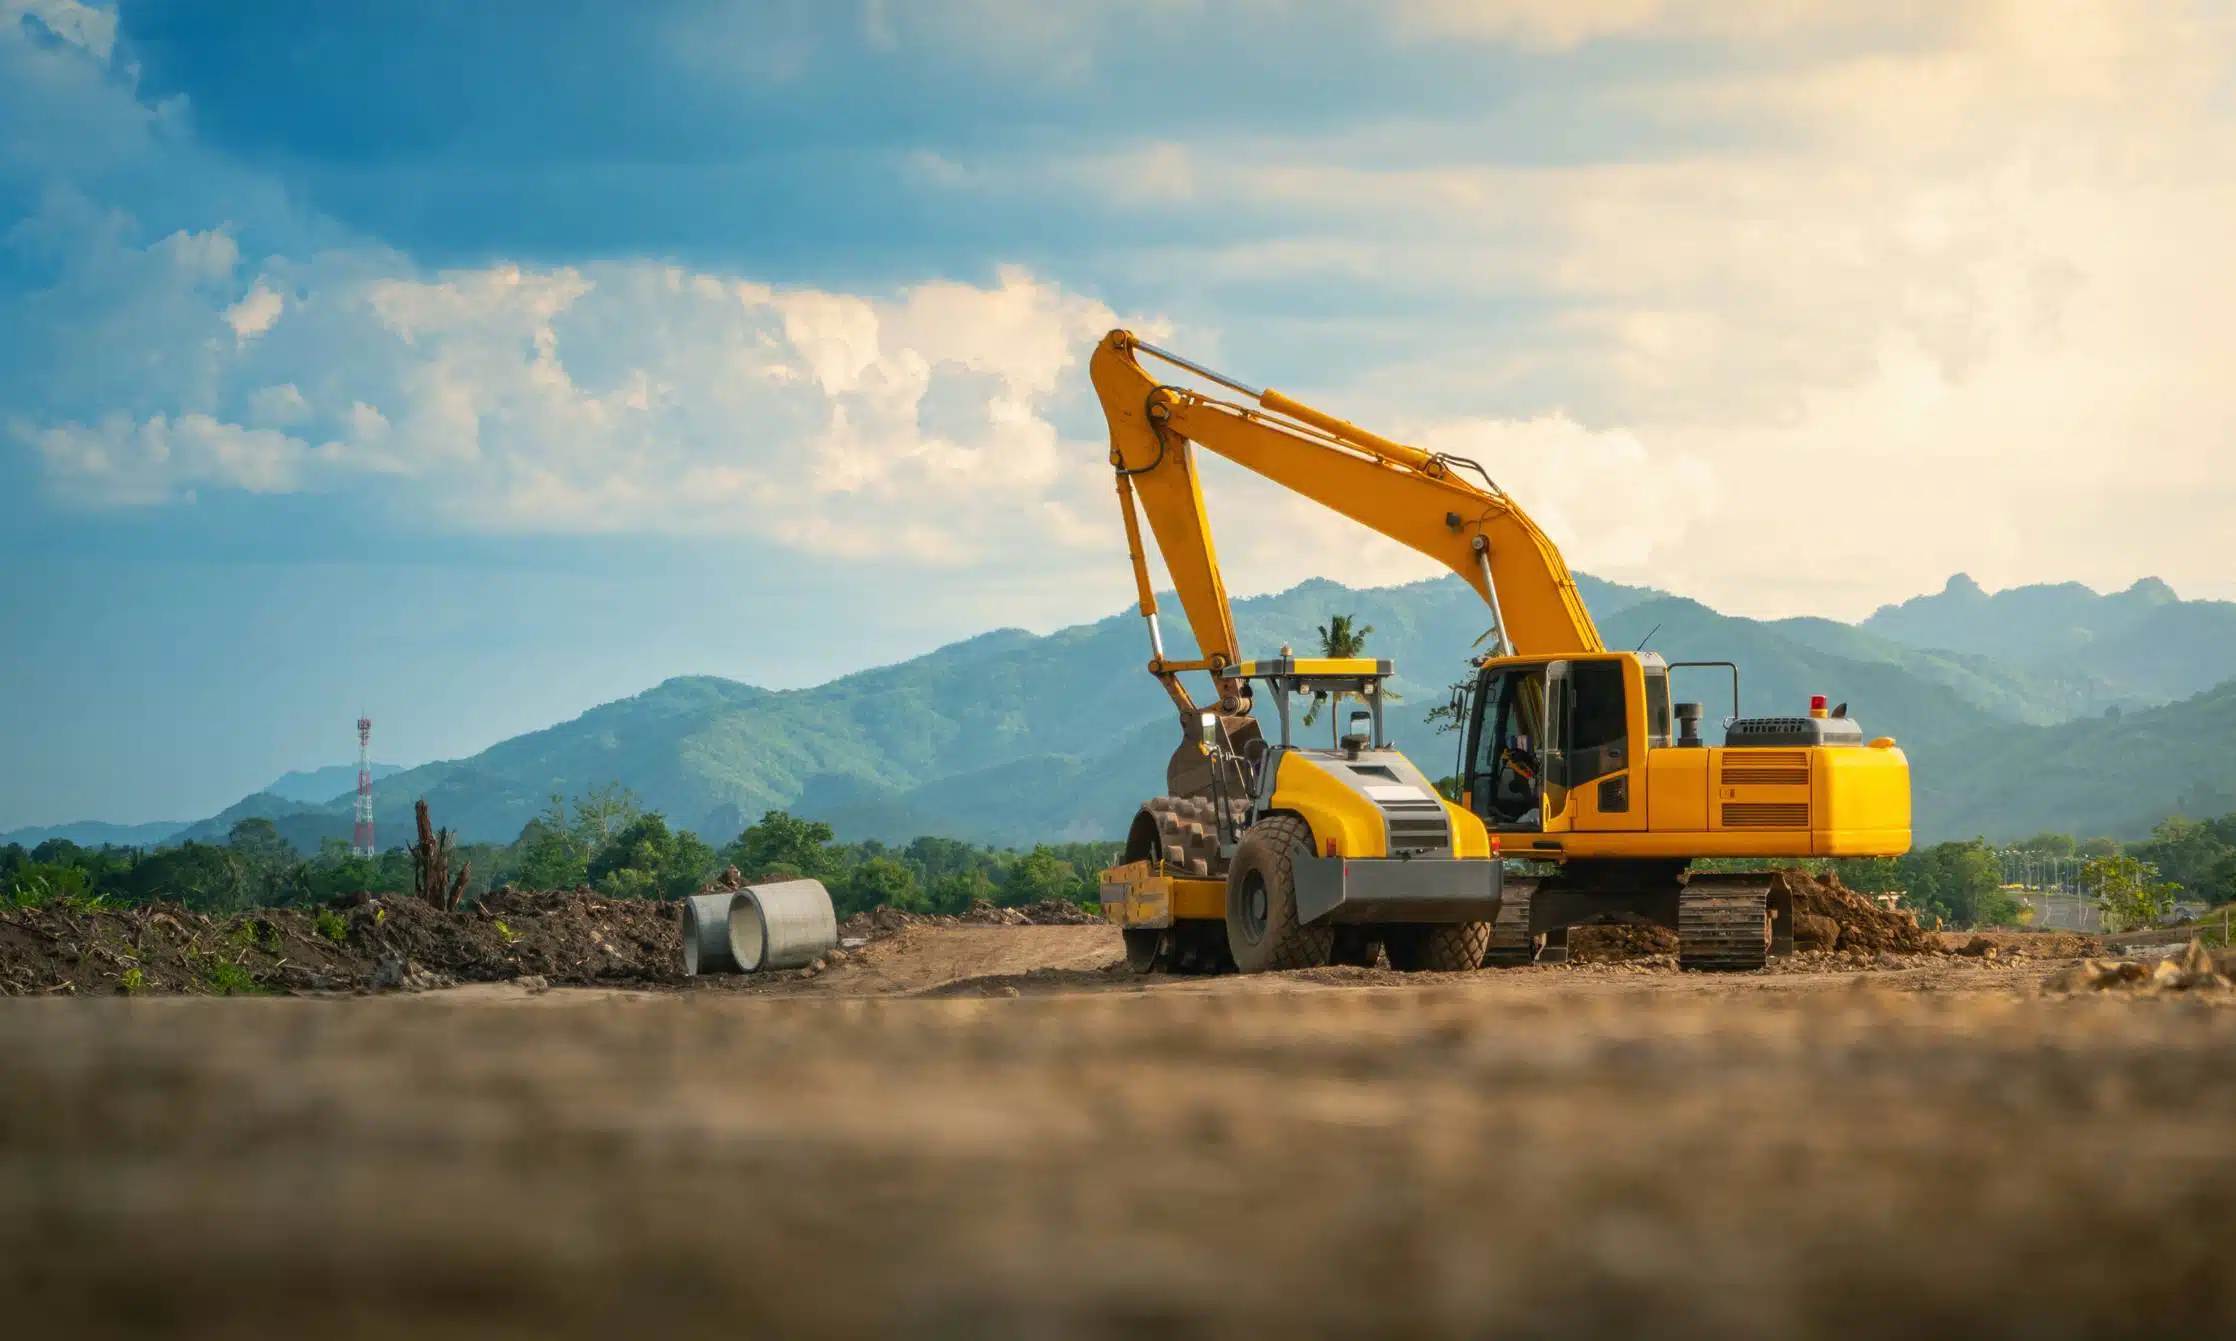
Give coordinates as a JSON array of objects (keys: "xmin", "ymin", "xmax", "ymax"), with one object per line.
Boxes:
[
  {"xmin": 1831, "ymin": 855, "xmax": 1903, "ymax": 895},
  {"xmin": 301, "ymin": 836, "xmax": 398, "ymax": 901},
  {"xmin": 510, "ymin": 796, "xmax": 590, "ymax": 891},
  {"xmin": 837, "ymin": 856, "xmax": 922, "ymax": 916},
  {"xmin": 2076, "ymin": 836, "xmax": 2123, "ymax": 859},
  {"xmin": 927, "ymin": 867, "xmax": 997, "ymax": 915},
  {"xmin": 2086, "ymin": 854, "xmax": 2177, "ymax": 933},
  {"xmin": 903, "ymin": 835, "xmax": 984, "ymax": 885},
  {"xmin": 581, "ymin": 812, "xmax": 717, "ymax": 900},
  {"xmin": 1897, "ymin": 839, "xmax": 2013, "ymax": 928},
  {"xmin": 1300, "ymin": 613, "xmax": 1396, "ymax": 728},
  {"xmin": 4, "ymin": 861, "xmax": 95, "ymax": 908},
  {"xmin": 1000, "ymin": 846, "xmax": 1085, "ymax": 906},
  {"xmin": 586, "ymin": 812, "xmax": 679, "ymax": 898},
  {"xmin": 122, "ymin": 842, "xmax": 252, "ymax": 911},
  {"xmin": 2013, "ymin": 831, "xmax": 2078, "ymax": 858},
  {"xmin": 666, "ymin": 829, "xmax": 720, "ymax": 898},
  {"xmin": 226, "ymin": 817, "xmax": 302, "ymax": 906},
  {"xmin": 2131, "ymin": 814, "xmax": 2236, "ymax": 902},
  {"xmin": 569, "ymin": 782, "xmax": 642, "ymax": 855},
  {"xmin": 727, "ymin": 811, "xmax": 839, "ymax": 882},
  {"xmin": 226, "ymin": 817, "xmax": 294, "ymax": 868}
]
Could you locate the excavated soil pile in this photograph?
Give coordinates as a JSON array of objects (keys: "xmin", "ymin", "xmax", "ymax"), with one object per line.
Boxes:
[
  {"xmin": 837, "ymin": 898, "xmax": 1101, "ymax": 941},
  {"xmin": 2015, "ymin": 930, "xmax": 2107, "ymax": 958},
  {"xmin": 1950, "ymin": 930, "xmax": 2103, "ymax": 960},
  {"xmin": 0, "ymin": 890, "xmax": 682, "ymax": 996},
  {"xmin": 2049, "ymin": 939, "xmax": 2236, "ymax": 995},
  {"xmin": 1772, "ymin": 868, "xmax": 1941, "ymax": 955},
  {"xmin": 1568, "ymin": 922, "xmax": 1678, "ymax": 963}
]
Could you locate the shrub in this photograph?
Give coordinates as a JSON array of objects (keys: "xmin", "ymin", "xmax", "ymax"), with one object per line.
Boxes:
[{"xmin": 200, "ymin": 958, "xmax": 265, "ymax": 996}]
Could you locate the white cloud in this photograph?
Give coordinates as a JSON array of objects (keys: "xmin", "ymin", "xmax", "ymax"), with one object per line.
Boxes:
[
  {"xmin": 22, "ymin": 412, "xmax": 309, "ymax": 505},
  {"xmin": 223, "ymin": 283, "xmax": 283, "ymax": 344},
  {"xmin": 7, "ymin": 0, "xmax": 2236, "ymax": 621},
  {"xmin": 246, "ymin": 383, "xmax": 309, "ymax": 426},
  {"xmin": 7, "ymin": 0, "xmax": 117, "ymax": 59},
  {"xmin": 1047, "ymin": 0, "xmax": 2236, "ymax": 616},
  {"xmin": 10, "ymin": 206, "xmax": 1137, "ymax": 563}
]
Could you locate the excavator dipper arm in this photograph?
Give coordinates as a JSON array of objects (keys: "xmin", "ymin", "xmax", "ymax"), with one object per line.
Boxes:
[{"xmin": 1093, "ymin": 329, "xmax": 1603, "ymax": 709}]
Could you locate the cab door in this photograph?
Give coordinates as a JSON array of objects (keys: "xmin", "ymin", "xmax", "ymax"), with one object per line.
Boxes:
[
  {"xmin": 1463, "ymin": 662, "xmax": 1548, "ymax": 831},
  {"xmin": 1552, "ymin": 657, "xmax": 1643, "ymax": 834}
]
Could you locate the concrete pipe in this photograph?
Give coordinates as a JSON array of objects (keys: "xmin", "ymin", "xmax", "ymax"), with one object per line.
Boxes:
[
  {"xmin": 680, "ymin": 891, "xmax": 752, "ymax": 976},
  {"xmin": 732, "ymin": 879, "xmax": 839, "ymax": 971}
]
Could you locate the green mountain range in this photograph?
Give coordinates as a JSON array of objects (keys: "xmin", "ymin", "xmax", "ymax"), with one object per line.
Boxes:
[
  {"xmin": 69, "ymin": 570, "xmax": 2223, "ymax": 857},
  {"xmin": 1866, "ymin": 574, "xmax": 2236, "ymax": 702}
]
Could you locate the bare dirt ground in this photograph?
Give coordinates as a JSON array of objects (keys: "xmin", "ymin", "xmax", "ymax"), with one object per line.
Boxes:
[{"xmin": 6, "ymin": 917, "xmax": 2236, "ymax": 1338}]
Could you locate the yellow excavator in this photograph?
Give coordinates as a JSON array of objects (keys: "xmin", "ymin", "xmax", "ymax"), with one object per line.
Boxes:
[{"xmin": 1092, "ymin": 330, "xmax": 1912, "ymax": 972}]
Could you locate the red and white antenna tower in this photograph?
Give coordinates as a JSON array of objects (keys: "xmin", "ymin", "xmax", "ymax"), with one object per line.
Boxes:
[{"xmin": 353, "ymin": 715, "xmax": 375, "ymax": 857}]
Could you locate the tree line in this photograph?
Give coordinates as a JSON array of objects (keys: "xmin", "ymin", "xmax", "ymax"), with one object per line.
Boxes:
[
  {"xmin": 0, "ymin": 785, "xmax": 1121, "ymax": 919},
  {"xmin": 1810, "ymin": 812, "xmax": 2236, "ymax": 931},
  {"xmin": 10, "ymin": 780, "xmax": 2234, "ymax": 934}
]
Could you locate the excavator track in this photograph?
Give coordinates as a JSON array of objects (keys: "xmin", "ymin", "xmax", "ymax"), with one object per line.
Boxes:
[
  {"xmin": 1483, "ymin": 879, "xmax": 1539, "ymax": 967},
  {"xmin": 1676, "ymin": 875, "xmax": 1774, "ymax": 972}
]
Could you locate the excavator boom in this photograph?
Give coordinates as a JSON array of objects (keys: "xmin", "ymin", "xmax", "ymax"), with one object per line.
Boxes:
[{"xmin": 1092, "ymin": 328, "xmax": 1601, "ymax": 708}]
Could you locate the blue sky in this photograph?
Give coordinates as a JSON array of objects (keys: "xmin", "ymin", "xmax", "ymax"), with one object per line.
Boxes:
[{"xmin": 6, "ymin": 0, "xmax": 2235, "ymax": 828}]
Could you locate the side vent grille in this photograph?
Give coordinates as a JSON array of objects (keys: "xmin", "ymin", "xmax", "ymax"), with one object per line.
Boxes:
[
  {"xmin": 1382, "ymin": 798, "xmax": 1451, "ymax": 854},
  {"xmin": 1723, "ymin": 802, "xmax": 1809, "ymax": 829},
  {"xmin": 1721, "ymin": 751, "xmax": 1809, "ymax": 787}
]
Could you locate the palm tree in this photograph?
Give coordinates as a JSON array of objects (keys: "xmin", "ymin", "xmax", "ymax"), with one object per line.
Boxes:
[
  {"xmin": 1301, "ymin": 613, "xmax": 1397, "ymax": 726},
  {"xmin": 1317, "ymin": 613, "xmax": 1372, "ymax": 659}
]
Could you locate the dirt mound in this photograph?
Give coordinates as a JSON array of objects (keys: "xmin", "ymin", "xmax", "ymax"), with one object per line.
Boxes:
[
  {"xmin": 1946, "ymin": 929, "xmax": 2102, "ymax": 960},
  {"xmin": 2048, "ymin": 940, "xmax": 2236, "ymax": 995},
  {"xmin": 2016, "ymin": 931, "xmax": 2107, "ymax": 958},
  {"xmin": 837, "ymin": 899, "xmax": 1103, "ymax": 941},
  {"xmin": 1772, "ymin": 869, "xmax": 1940, "ymax": 955},
  {"xmin": 1569, "ymin": 922, "xmax": 1678, "ymax": 963},
  {"xmin": 0, "ymin": 890, "xmax": 683, "ymax": 996}
]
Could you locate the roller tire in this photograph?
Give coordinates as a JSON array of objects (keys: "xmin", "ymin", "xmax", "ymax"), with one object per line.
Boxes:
[
  {"xmin": 1224, "ymin": 815, "xmax": 1332, "ymax": 974},
  {"xmin": 1383, "ymin": 921, "xmax": 1492, "ymax": 972}
]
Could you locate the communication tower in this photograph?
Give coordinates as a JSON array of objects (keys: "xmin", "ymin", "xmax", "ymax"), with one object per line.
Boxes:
[{"xmin": 353, "ymin": 716, "xmax": 375, "ymax": 857}]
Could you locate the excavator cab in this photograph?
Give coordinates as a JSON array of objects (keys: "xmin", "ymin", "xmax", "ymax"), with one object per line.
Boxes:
[
  {"xmin": 1463, "ymin": 648, "xmax": 1911, "ymax": 859},
  {"xmin": 1465, "ymin": 653, "xmax": 1664, "ymax": 834}
]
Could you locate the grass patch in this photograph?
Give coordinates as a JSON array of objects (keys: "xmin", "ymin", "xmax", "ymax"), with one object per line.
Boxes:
[
  {"xmin": 118, "ymin": 966, "xmax": 146, "ymax": 995},
  {"xmin": 495, "ymin": 919, "xmax": 518, "ymax": 944},
  {"xmin": 314, "ymin": 909, "xmax": 348, "ymax": 942},
  {"xmin": 199, "ymin": 958, "xmax": 267, "ymax": 997},
  {"xmin": 224, "ymin": 918, "xmax": 280, "ymax": 951}
]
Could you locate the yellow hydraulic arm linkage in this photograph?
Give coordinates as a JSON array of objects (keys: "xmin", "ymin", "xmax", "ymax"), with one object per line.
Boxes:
[{"xmin": 1093, "ymin": 328, "xmax": 1601, "ymax": 716}]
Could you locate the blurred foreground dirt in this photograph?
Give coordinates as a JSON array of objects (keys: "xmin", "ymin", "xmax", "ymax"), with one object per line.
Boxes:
[{"xmin": 4, "ymin": 924, "xmax": 2235, "ymax": 1338}]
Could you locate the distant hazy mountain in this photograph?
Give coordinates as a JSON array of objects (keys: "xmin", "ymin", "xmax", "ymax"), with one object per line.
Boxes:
[
  {"xmin": 142, "ymin": 573, "xmax": 2016, "ymax": 851},
  {"xmin": 1864, "ymin": 574, "xmax": 2236, "ymax": 702},
  {"xmin": 1911, "ymin": 681, "xmax": 2236, "ymax": 842},
  {"xmin": 0, "ymin": 819, "xmax": 185, "ymax": 850},
  {"xmin": 261, "ymin": 762, "xmax": 405, "ymax": 806},
  {"xmin": 47, "ymin": 570, "xmax": 2236, "ymax": 856}
]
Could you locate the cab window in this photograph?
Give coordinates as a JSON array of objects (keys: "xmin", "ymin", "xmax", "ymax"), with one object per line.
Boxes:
[
  {"xmin": 1568, "ymin": 660, "xmax": 1629, "ymax": 784},
  {"xmin": 1644, "ymin": 665, "xmax": 1671, "ymax": 749}
]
